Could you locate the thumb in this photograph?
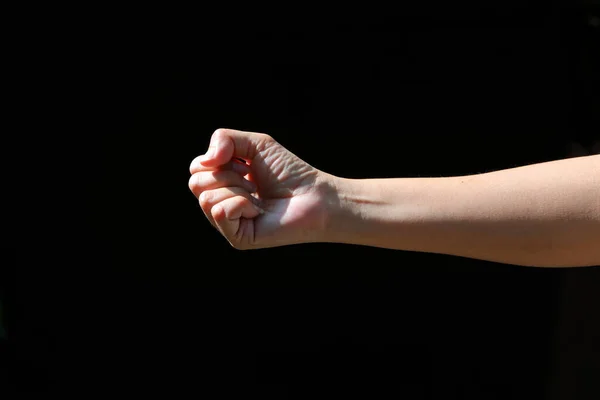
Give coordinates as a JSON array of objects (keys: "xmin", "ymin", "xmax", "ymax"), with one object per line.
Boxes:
[{"xmin": 199, "ymin": 128, "xmax": 270, "ymax": 167}]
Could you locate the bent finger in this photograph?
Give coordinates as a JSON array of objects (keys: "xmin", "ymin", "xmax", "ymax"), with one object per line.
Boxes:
[
  {"xmin": 199, "ymin": 187, "xmax": 261, "ymax": 228},
  {"xmin": 211, "ymin": 196, "xmax": 263, "ymax": 242},
  {"xmin": 189, "ymin": 156, "xmax": 251, "ymax": 175},
  {"xmin": 188, "ymin": 170, "xmax": 257, "ymax": 198},
  {"xmin": 200, "ymin": 187, "xmax": 261, "ymax": 211}
]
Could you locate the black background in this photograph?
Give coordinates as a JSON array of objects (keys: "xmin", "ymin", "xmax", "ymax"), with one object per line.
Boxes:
[{"xmin": 3, "ymin": 1, "xmax": 600, "ymax": 398}]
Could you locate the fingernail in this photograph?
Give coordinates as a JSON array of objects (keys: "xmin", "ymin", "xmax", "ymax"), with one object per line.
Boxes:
[
  {"xmin": 255, "ymin": 205, "xmax": 265, "ymax": 214},
  {"xmin": 232, "ymin": 162, "xmax": 251, "ymax": 175},
  {"xmin": 244, "ymin": 179, "xmax": 257, "ymax": 193}
]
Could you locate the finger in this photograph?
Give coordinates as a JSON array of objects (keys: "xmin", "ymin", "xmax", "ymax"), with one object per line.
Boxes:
[
  {"xmin": 198, "ymin": 128, "xmax": 274, "ymax": 168},
  {"xmin": 211, "ymin": 195, "xmax": 264, "ymax": 240},
  {"xmin": 199, "ymin": 187, "xmax": 262, "ymax": 228},
  {"xmin": 189, "ymin": 156, "xmax": 251, "ymax": 175},
  {"xmin": 188, "ymin": 170, "xmax": 257, "ymax": 198},
  {"xmin": 200, "ymin": 187, "xmax": 261, "ymax": 210}
]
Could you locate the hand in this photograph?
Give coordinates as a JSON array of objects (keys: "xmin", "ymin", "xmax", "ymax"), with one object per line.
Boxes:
[{"xmin": 189, "ymin": 129, "xmax": 332, "ymax": 249}]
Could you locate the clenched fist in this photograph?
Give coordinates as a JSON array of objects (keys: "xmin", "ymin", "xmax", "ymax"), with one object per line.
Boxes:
[{"xmin": 189, "ymin": 128, "xmax": 333, "ymax": 249}]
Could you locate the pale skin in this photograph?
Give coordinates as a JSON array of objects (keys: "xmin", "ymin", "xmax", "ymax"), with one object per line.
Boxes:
[{"xmin": 189, "ymin": 129, "xmax": 600, "ymax": 267}]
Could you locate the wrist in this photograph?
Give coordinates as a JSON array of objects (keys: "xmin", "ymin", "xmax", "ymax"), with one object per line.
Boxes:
[
  {"xmin": 317, "ymin": 174, "xmax": 382, "ymax": 245},
  {"xmin": 316, "ymin": 174, "xmax": 455, "ymax": 248}
]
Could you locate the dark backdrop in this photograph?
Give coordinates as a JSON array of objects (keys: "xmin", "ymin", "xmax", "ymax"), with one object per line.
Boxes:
[{"xmin": 4, "ymin": 2, "xmax": 599, "ymax": 398}]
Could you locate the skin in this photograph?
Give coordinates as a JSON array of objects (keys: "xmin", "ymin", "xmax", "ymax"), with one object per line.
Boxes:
[{"xmin": 189, "ymin": 128, "xmax": 600, "ymax": 267}]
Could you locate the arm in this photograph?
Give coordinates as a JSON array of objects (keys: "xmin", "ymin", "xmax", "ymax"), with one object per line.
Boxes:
[{"xmin": 321, "ymin": 155, "xmax": 600, "ymax": 267}]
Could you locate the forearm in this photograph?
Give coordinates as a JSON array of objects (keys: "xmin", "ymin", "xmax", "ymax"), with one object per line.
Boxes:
[{"xmin": 321, "ymin": 155, "xmax": 600, "ymax": 267}]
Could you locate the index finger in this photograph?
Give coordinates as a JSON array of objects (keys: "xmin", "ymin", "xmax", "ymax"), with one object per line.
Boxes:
[{"xmin": 189, "ymin": 156, "xmax": 251, "ymax": 175}]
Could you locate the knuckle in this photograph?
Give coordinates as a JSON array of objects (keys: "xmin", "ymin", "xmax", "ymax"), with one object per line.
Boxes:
[
  {"xmin": 213, "ymin": 128, "xmax": 230, "ymax": 139},
  {"xmin": 188, "ymin": 173, "xmax": 200, "ymax": 190},
  {"xmin": 260, "ymin": 133, "xmax": 274, "ymax": 143},
  {"xmin": 198, "ymin": 190, "xmax": 211, "ymax": 207},
  {"xmin": 189, "ymin": 156, "xmax": 201, "ymax": 174}
]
